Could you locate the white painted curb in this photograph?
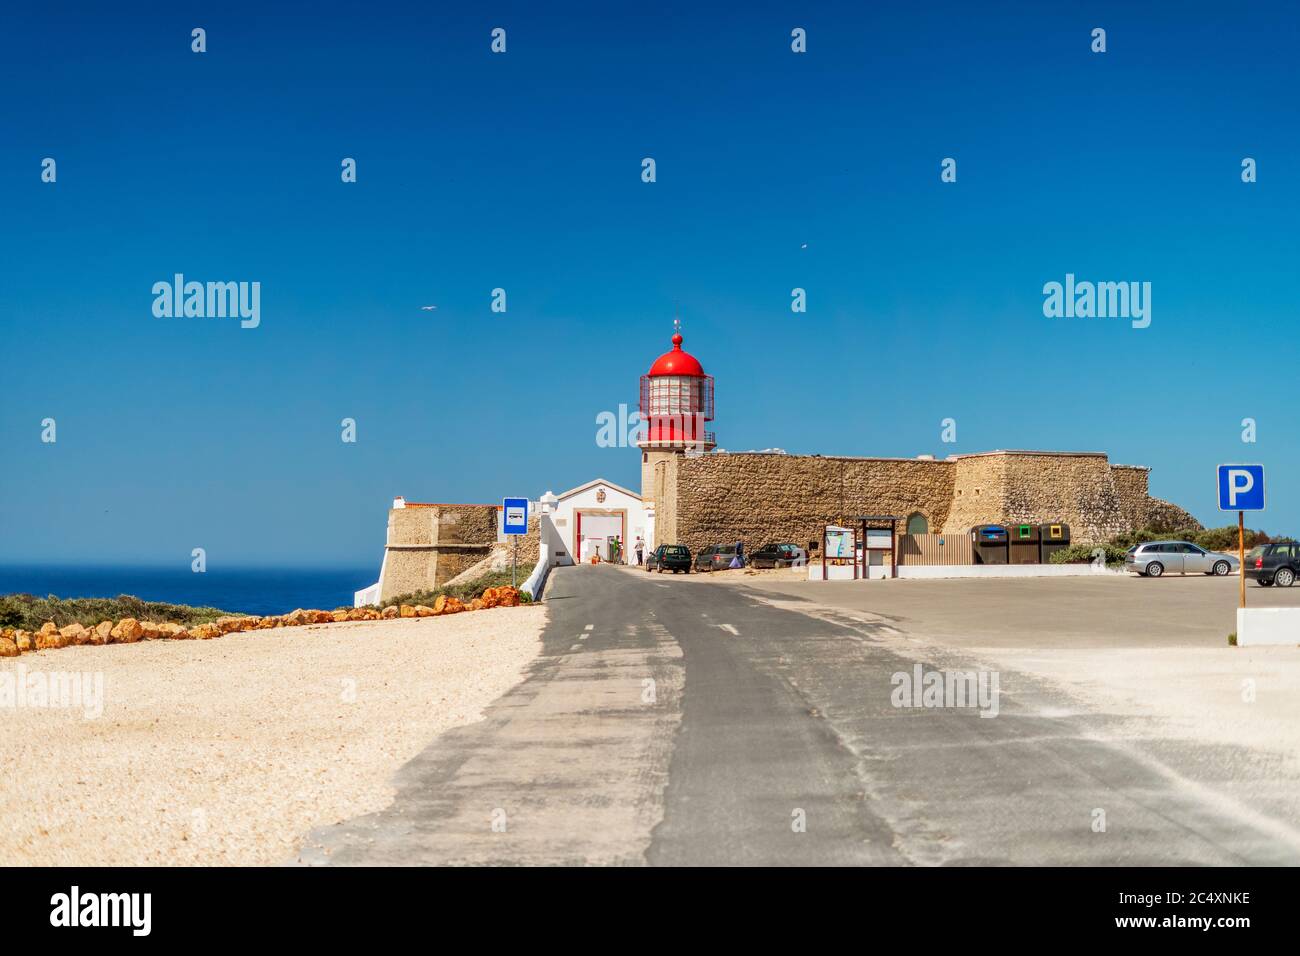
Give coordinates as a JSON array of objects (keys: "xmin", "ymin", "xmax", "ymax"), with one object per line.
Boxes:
[{"xmin": 1236, "ymin": 607, "xmax": 1300, "ymax": 646}]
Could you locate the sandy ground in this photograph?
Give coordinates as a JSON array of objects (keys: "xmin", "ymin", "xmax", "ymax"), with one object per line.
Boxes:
[{"xmin": 0, "ymin": 606, "xmax": 545, "ymax": 866}]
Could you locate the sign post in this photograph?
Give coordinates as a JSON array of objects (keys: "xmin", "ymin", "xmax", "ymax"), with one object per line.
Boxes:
[
  {"xmin": 502, "ymin": 497, "xmax": 530, "ymax": 588},
  {"xmin": 1217, "ymin": 464, "xmax": 1265, "ymax": 609}
]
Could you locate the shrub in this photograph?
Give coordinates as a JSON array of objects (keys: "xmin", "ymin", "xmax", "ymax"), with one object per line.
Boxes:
[
  {"xmin": 1048, "ymin": 543, "xmax": 1128, "ymax": 567},
  {"xmin": 383, "ymin": 566, "xmax": 536, "ymax": 610},
  {"xmin": 0, "ymin": 592, "xmax": 234, "ymax": 631}
]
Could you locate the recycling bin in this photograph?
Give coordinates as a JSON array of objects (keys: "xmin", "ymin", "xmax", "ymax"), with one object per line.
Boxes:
[
  {"xmin": 1038, "ymin": 522, "xmax": 1070, "ymax": 563},
  {"xmin": 971, "ymin": 524, "xmax": 1009, "ymax": 564},
  {"xmin": 1008, "ymin": 522, "xmax": 1041, "ymax": 564}
]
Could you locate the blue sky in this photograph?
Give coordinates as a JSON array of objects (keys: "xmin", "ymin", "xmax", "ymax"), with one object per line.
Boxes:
[{"xmin": 2, "ymin": 1, "xmax": 1297, "ymax": 568}]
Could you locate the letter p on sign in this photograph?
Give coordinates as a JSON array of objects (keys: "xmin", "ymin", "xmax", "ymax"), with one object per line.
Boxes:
[{"xmin": 1218, "ymin": 464, "xmax": 1266, "ymax": 511}]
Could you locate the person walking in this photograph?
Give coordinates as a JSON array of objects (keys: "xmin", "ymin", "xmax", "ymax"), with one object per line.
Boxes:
[{"xmin": 635, "ymin": 537, "xmax": 645, "ymax": 566}]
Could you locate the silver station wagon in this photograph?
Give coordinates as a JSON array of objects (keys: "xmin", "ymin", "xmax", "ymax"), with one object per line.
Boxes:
[{"xmin": 1124, "ymin": 541, "xmax": 1239, "ymax": 578}]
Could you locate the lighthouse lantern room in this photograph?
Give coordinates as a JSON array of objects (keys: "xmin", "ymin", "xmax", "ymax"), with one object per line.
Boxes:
[{"xmin": 638, "ymin": 323, "xmax": 715, "ymax": 538}]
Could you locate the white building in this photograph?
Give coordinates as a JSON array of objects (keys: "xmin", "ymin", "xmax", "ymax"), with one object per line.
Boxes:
[{"xmin": 543, "ymin": 478, "xmax": 649, "ymax": 564}]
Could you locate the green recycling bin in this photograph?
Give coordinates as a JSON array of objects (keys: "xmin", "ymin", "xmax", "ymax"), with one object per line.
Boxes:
[{"xmin": 1009, "ymin": 523, "xmax": 1040, "ymax": 564}]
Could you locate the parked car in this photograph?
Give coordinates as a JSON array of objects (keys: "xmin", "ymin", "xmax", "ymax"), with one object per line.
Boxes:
[
  {"xmin": 694, "ymin": 544, "xmax": 738, "ymax": 572},
  {"xmin": 1124, "ymin": 540, "xmax": 1238, "ymax": 577},
  {"xmin": 1245, "ymin": 540, "xmax": 1300, "ymax": 587},
  {"xmin": 749, "ymin": 542, "xmax": 807, "ymax": 569},
  {"xmin": 645, "ymin": 544, "xmax": 692, "ymax": 574}
]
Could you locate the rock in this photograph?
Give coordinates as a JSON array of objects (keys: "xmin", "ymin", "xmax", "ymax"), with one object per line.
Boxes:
[
  {"xmin": 285, "ymin": 609, "xmax": 311, "ymax": 626},
  {"xmin": 59, "ymin": 623, "xmax": 88, "ymax": 644},
  {"xmin": 111, "ymin": 618, "xmax": 144, "ymax": 643},
  {"xmin": 140, "ymin": 621, "xmax": 164, "ymax": 640},
  {"xmin": 86, "ymin": 621, "xmax": 114, "ymax": 645},
  {"xmin": 381, "ymin": 605, "xmax": 399, "ymax": 620},
  {"xmin": 399, "ymin": 605, "xmax": 415, "ymax": 618},
  {"xmin": 38, "ymin": 622, "xmax": 58, "ymax": 637},
  {"xmin": 414, "ymin": 605, "xmax": 434, "ymax": 617},
  {"xmin": 189, "ymin": 623, "xmax": 220, "ymax": 640},
  {"xmin": 159, "ymin": 622, "xmax": 189, "ymax": 639},
  {"xmin": 333, "ymin": 609, "xmax": 350, "ymax": 622},
  {"xmin": 470, "ymin": 598, "xmax": 485, "ymax": 611},
  {"xmin": 14, "ymin": 631, "xmax": 33, "ymax": 652},
  {"xmin": 0, "ymin": 638, "xmax": 19, "ymax": 658},
  {"xmin": 36, "ymin": 630, "xmax": 67, "ymax": 650},
  {"xmin": 313, "ymin": 610, "xmax": 334, "ymax": 624}
]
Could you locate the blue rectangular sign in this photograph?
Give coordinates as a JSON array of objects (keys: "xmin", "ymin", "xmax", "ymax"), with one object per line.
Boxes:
[
  {"xmin": 502, "ymin": 497, "xmax": 529, "ymax": 535},
  {"xmin": 1217, "ymin": 464, "xmax": 1265, "ymax": 511}
]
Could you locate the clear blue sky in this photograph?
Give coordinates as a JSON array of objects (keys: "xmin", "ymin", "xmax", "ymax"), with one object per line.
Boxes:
[{"xmin": 2, "ymin": 1, "xmax": 1297, "ymax": 568}]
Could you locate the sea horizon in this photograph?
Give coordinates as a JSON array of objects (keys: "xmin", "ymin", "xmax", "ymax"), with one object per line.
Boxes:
[{"xmin": 0, "ymin": 564, "xmax": 377, "ymax": 616}]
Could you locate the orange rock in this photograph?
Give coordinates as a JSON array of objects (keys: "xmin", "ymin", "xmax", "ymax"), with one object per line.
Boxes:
[
  {"xmin": 432, "ymin": 595, "xmax": 448, "ymax": 614},
  {"xmin": 36, "ymin": 630, "xmax": 67, "ymax": 650},
  {"xmin": 38, "ymin": 622, "xmax": 58, "ymax": 637},
  {"xmin": 399, "ymin": 605, "xmax": 415, "ymax": 618},
  {"xmin": 111, "ymin": 618, "xmax": 144, "ymax": 644},
  {"xmin": 0, "ymin": 638, "xmax": 19, "ymax": 658},
  {"xmin": 59, "ymin": 623, "xmax": 88, "ymax": 644},
  {"xmin": 381, "ymin": 605, "xmax": 399, "ymax": 619},
  {"xmin": 333, "ymin": 609, "xmax": 350, "ymax": 622}
]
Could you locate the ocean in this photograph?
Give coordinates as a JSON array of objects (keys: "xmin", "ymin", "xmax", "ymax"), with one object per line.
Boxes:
[{"xmin": 0, "ymin": 566, "xmax": 377, "ymax": 616}]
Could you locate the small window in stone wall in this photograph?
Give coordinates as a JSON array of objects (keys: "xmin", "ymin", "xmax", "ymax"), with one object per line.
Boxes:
[{"xmin": 906, "ymin": 513, "xmax": 928, "ymax": 534}]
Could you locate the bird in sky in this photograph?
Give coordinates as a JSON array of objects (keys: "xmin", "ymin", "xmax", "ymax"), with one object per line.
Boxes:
[{"xmin": 420, "ymin": 305, "xmax": 437, "ymax": 311}]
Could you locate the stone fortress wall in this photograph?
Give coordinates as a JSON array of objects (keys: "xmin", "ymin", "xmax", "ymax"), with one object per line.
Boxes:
[
  {"xmin": 656, "ymin": 449, "xmax": 1199, "ymax": 555},
  {"xmin": 379, "ymin": 503, "xmax": 499, "ymax": 601}
]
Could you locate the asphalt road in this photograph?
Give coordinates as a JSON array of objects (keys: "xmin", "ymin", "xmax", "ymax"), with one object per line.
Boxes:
[{"xmin": 298, "ymin": 564, "xmax": 1300, "ymax": 865}]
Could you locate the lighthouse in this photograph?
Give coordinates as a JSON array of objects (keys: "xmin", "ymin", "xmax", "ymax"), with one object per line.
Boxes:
[{"xmin": 638, "ymin": 322, "xmax": 715, "ymax": 545}]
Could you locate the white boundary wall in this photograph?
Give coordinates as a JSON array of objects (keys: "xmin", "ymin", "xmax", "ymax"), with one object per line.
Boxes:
[
  {"xmin": 1236, "ymin": 608, "xmax": 1300, "ymax": 646},
  {"xmin": 808, "ymin": 562, "xmax": 1123, "ymax": 581}
]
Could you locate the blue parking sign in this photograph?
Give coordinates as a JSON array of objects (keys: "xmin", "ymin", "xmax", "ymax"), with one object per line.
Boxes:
[
  {"xmin": 502, "ymin": 497, "xmax": 529, "ymax": 535},
  {"xmin": 1217, "ymin": 464, "xmax": 1265, "ymax": 511}
]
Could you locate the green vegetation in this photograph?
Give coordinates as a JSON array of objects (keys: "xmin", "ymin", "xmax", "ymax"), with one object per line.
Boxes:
[
  {"xmin": 1048, "ymin": 543, "xmax": 1129, "ymax": 567},
  {"xmin": 1228, "ymin": 632, "xmax": 1238, "ymax": 647},
  {"xmin": 0, "ymin": 593, "xmax": 236, "ymax": 631},
  {"xmin": 1049, "ymin": 525, "xmax": 1285, "ymax": 568},
  {"xmin": 383, "ymin": 565, "xmax": 536, "ymax": 609}
]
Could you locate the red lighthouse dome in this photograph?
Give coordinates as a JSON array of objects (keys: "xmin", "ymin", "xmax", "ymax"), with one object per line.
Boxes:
[
  {"xmin": 638, "ymin": 325, "xmax": 715, "ymax": 450},
  {"xmin": 647, "ymin": 332, "xmax": 706, "ymax": 377}
]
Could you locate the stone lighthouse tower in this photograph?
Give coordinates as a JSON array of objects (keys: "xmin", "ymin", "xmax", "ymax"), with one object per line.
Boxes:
[{"xmin": 638, "ymin": 322, "xmax": 715, "ymax": 547}]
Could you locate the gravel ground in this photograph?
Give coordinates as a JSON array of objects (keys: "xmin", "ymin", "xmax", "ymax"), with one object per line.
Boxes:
[{"xmin": 0, "ymin": 606, "xmax": 545, "ymax": 866}]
